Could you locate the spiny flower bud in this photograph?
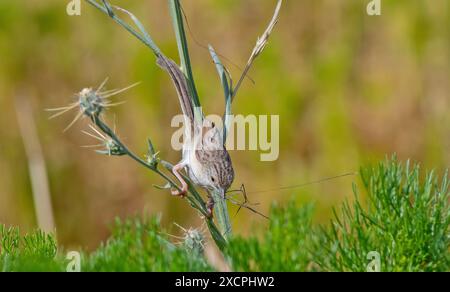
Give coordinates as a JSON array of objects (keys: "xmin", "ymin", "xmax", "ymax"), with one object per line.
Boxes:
[
  {"xmin": 79, "ymin": 88, "xmax": 104, "ymax": 118},
  {"xmin": 47, "ymin": 79, "xmax": 138, "ymax": 131},
  {"xmin": 183, "ymin": 228, "xmax": 205, "ymax": 256},
  {"xmin": 82, "ymin": 125, "xmax": 126, "ymax": 156},
  {"xmin": 96, "ymin": 138, "xmax": 126, "ymax": 156}
]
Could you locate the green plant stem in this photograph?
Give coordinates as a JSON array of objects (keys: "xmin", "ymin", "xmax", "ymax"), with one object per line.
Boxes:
[
  {"xmin": 168, "ymin": 0, "xmax": 201, "ymax": 110},
  {"xmin": 85, "ymin": 0, "xmax": 161, "ymax": 56},
  {"xmin": 211, "ymin": 191, "xmax": 232, "ymax": 240},
  {"xmin": 209, "ymin": 45, "xmax": 232, "ymax": 142}
]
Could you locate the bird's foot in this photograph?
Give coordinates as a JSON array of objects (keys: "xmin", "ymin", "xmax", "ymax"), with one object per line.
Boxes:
[
  {"xmin": 205, "ymin": 196, "xmax": 215, "ymax": 218},
  {"xmin": 171, "ymin": 162, "xmax": 188, "ymax": 198},
  {"xmin": 171, "ymin": 184, "xmax": 188, "ymax": 198}
]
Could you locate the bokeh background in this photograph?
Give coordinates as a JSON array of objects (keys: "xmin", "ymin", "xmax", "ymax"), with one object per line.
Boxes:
[{"xmin": 0, "ymin": 0, "xmax": 448, "ymax": 250}]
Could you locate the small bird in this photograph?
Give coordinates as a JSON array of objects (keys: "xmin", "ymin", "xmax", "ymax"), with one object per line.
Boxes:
[{"xmin": 157, "ymin": 54, "xmax": 234, "ymax": 213}]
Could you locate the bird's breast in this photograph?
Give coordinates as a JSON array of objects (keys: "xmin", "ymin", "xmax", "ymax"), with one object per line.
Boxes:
[{"xmin": 185, "ymin": 149, "xmax": 208, "ymax": 188}]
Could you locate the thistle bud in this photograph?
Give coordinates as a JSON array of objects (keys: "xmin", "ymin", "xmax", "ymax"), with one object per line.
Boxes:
[
  {"xmin": 183, "ymin": 228, "xmax": 205, "ymax": 256},
  {"xmin": 95, "ymin": 138, "xmax": 126, "ymax": 156},
  {"xmin": 79, "ymin": 88, "xmax": 104, "ymax": 118},
  {"xmin": 82, "ymin": 125, "xmax": 126, "ymax": 156}
]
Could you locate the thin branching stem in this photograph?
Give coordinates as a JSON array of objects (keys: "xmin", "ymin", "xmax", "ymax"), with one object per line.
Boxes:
[
  {"xmin": 231, "ymin": 0, "xmax": 282, "ymax": 101},
  {"xmin": 85, "ymin": 0, "xmax": 161, "ymax": 56},
  {"xmin": 89, "ymin": 115, "xmax": 227, "ymax": 250},
  {"xmin": 84, "ymin": 0, "xmax": 231, "ymax": 249},
  {"xmin": 168, "ymin": 0, "xmax": 201, "ymax": 110}
]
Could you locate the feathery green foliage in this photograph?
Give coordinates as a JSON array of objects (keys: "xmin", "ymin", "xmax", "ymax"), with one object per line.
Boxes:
[
  {"xmin": 0, "ymin": 225, "xmax": 64, "ymax": 272},
  {"xmin": 313, "ymin": 158, "xmax": 450, "ymax": 272},
  {"xmin": 1, "ymin": 158, "xmax": 448, "ymax": 271},
  {"xmin": 85, "ymin": 216, "xmax": 212, "ymax": 272},
  {"xmin": 226, "ymin": 203, "xmax": 315, "ymax": 271}
]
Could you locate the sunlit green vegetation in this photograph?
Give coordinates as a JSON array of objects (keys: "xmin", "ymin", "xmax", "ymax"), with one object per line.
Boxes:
[{"xmin": 2, "ymin": 159, "xmax": 448, "ymax": 271}]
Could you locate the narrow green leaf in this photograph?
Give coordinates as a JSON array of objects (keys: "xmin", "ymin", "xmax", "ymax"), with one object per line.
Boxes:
[{"xmin": 209, "ymin": 45, "xmax": 233, "ymax": 142}]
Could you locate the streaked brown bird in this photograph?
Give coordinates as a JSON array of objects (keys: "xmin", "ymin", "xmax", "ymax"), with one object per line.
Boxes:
[{"xmin": 157, "ymin": 55, "xmax": 234, "ymax": 213}]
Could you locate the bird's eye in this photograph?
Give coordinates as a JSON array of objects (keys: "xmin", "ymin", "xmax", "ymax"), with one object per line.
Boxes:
[
  {"xmin": 211, "ymin": 122, "xmax": 215, "ymax": 128},
  {"xmin": 211, "ymin": 177, "xmax": 216, "ymax": 182}
]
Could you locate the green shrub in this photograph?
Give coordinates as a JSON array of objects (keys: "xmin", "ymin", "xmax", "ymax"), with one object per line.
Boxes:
[
  {"xmin": 313, "ymin": 159, "xmax": 449, "ymax": 272},
  {"xmin": 225, "ymin": 203, "xmax": 315, "ymax": 271},
  {"xmin": 85, "ymin": 216, "xmax": 212, "ymax": 272},
  {"xmin": 0, "ymin": 158, "xmax": 448, "ymax": 271},
  {"xmin": 0, "ymin": 226, "xmax": 65, "ymax": 272}
]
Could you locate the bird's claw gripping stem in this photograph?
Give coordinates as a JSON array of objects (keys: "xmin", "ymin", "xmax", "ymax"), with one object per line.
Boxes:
[
  {"xmin": 206, "ymin": 196, "xmax": 215, "ymax": 218},
  {"xmin": 171, "ymin": 163, "xmax": 188, "ymax": 197}
]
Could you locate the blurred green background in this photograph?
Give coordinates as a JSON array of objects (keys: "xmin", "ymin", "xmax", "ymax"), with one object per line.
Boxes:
[{"xmin": 0, "ymin": 0, "xmax": 448, "ymax": 250}]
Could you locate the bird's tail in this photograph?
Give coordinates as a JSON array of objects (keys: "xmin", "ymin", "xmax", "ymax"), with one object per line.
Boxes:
[{"xmin": 156, "ymin": 55, "xmax": 195, "ymax": 131}]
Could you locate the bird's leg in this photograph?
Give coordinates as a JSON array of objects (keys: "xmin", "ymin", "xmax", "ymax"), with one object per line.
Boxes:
[
  {"xmin": 206, "ymin": 195, "xmax": 215, "ymax": 218},
  {"xmin": 171, "ymin": 162, "xmax": 188, "ymax": 197}
]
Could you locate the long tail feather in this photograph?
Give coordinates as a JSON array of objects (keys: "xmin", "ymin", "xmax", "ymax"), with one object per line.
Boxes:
[{"xmin": 156, "ymin": 55, "xmax": 195, "ymax": 135}]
